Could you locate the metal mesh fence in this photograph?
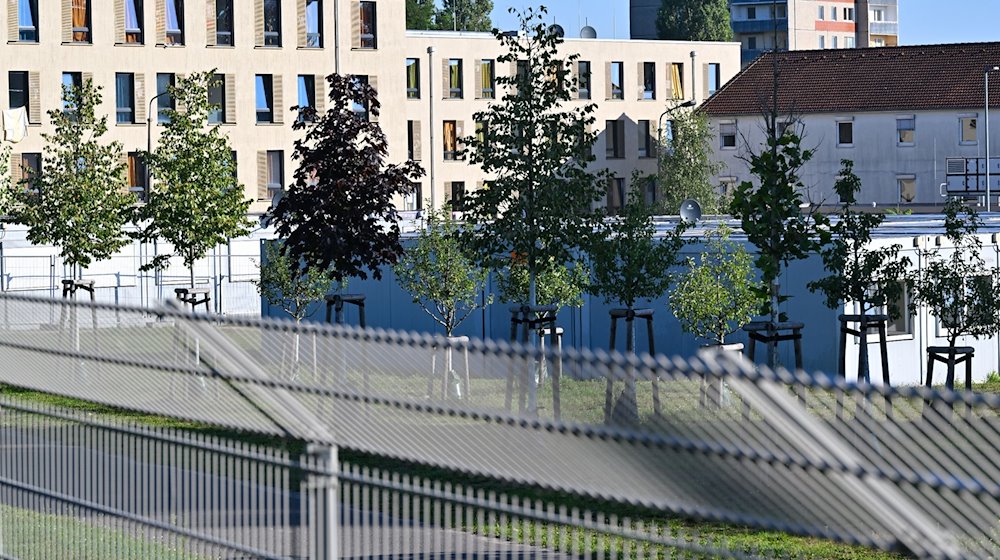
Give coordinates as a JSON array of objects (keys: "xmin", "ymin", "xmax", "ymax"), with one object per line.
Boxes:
[{"xmin": 0, "ymin": 293, "xmax": 996, "ymax": 558}]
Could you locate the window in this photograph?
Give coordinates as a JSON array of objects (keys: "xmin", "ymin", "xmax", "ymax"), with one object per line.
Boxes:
[
  {"xmin": 670, "ymin": 63, "xmax": 684, "ymax": 99},
  {"xmin": 837, "ymin": 120, "xmax": 854, "ymax": 146},
  {"xmin": 898, "ymin": 176, "xmax": 916, "ymax": 204},
  {"xmin": 719, "ymin": 176, "xmax": 738, "ymax": 199},
  {"xmin": 772, "ymin": 5, "xmax": 786, "ymax": 18},
  {"xmin": 165, "ymin": 0, "xmax": 183, "ymax": 44},
  {"xmin": 156, "ymin": 73, "xmax": 174, "ymax": 123},
  {"xmin": 115, "ymin": 73, "xmax": 135, "ymax": 124},
  {"xmin": 707, "ymin": 63, "xmax": 721, "ymax": 96},
  {"xmin": 643, "ymin": 177, "xmax": 656, "ymax": 205},
  {"xmin": 961, "ymin": 116, "xmax": 978, "ymax": 145},
  {"xmin": 208, "ymin": 73, "xmax": 225, "ymax": 124},
  {"xmin": 448, "ymin": 59, "xmax": 463, "ymax": 99},
  {"xmin": 607, "ymin": 177, "xmax": 625, "ymax": 215},
  {"xmin": 266, "ymin": 150, "xmax": 283, "ymax": 191},
  {"xmin": 350, "ymin": 75, "xmax": 369, "ymax": 120},
  {"xmin": 831, "ymin": 6, "xmax": 837, "ymax": 21},
  {"xmin": 404, "ymin": 182, "xmax": 422, "ymax": 211},
  {"xmin": 819, "ymin": 36, "xmax": 825, "ymax": 49},
  {"xmin": 448, "ymin": 182, "xmax": 465, "ymax": 212},
  {"xmin": 443, "ymin": 120, "xmax": 458, "ymax": 160},
  {"xmin": 216, "ymin": 0, "xmax": 234, "ymax": 45},
  {"xmin": 747, "ymin": 6, "xmax": 756, "ymax": 20},
  {"xmin": 18, "ymin": 0, "xmax": 38, "ymax": 42},
  {"xmin": 407, "ymin": 121, "xmax": 422, "ymax": 161},
  {"xmin": 19, "ymin": 153, "xmax": 41, "ymax": 191},
  {"xmin": 71, "ymin": 0, "xmax": 91, "ymax": 42},
  {"xmin": 843, "ymin": 7, "xmax": 854, "ymax": 21},
  {"xmin": 609, "ymin": 62, "xmax": 623, "ymax": 99},
  {"xmin": 832, "ymin": 35, "xmax": 838, "ymax": 49},
  {"xmin": 606, "ymin": 119, "xmax": 624, "ymax": 159},
  {"xmin": 480, "ymin": 59, "xmax": 495, "ymax": 99},
  {"xmin": 256, "ymin": 74, "xmax": 274, "ymax": 123},
  {"xmin": 296, "ymin": 75, "xmax": 315, "ymax": 122},
  {"xmin": 747, "ymin": 36, "xmax": 757, "ymax": 50},
  {"xmin": 264, "ymin": 0, "xmax": 280, "ymax": 46},
  {"xmin": 818, "ymin": 5, "xmax": 824, "ymax": 20},
  {"xmin": 642, "ymin": 62, "xmax": 655, "ymax": 100},
  {"xmin": 720, "ymin": 121, "xmax": 737, "ymax": 149},
  {"xmin": 872, "ymin": 37, "xmax": 885, "ymax": 47},
  {"xmin": 578, "ymin": 61, "xmax": 591, "ymax": 100},
  {"xmin": 8, "ymin": 72, "xmax": 27, "ymax": 110},
  {"xmin": 897, "ymin": 117, "xmax": 915, "ymax": 145},
  {"xmin": 406, "ymin": 59, "xmax": 420, "ymax": 99},
  {"xmin": 638, "ymin": 120, "xmax": 652, "ymax": 158},
  {"xmin": 845, "ymin": 36, "xmax": 855, "ymax": 48},
  {"xmin": 475, "ymin": 121, "xmax": 488, "ymax": 150},
  {"xmin": 127, "ymin": 152, "xmax": 146, "ymax": 200},
  {"xmin": 62, "ymin": 72, "xmax": 82, "ymax": 112},
  {"xmin": 124, "ymin": 0, "xmax": 143, "ymax": 43},
  {"xmin": 305, "ymin": 0, "xmax": 322, "ymax": 47},
  {"xmin": 359, "ymin": 1, "xmax": 376, "ymax": 49},
  {"xmin": 885, "ymin": 282, "xmax": 912, "ymax": 335},
  {"xmin": 872, "ymin": 8, "xmax": 885, "ymax": 22}
]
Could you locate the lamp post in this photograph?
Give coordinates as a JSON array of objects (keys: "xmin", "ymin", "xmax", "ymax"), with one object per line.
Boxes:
[
  {"xmin": 987, "ymin": 66, "xmax": 999, "ymax": 212},
  {"xmin": 146, "ymin": 90, "xmax": 170, "ymax": 194},
  {"xmin": 658, "ymin": 99, "xmax": 697, "ymax": 156}
]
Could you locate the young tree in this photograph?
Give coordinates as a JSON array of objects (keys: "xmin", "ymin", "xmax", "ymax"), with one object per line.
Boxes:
[
  {"xmin": 657, "ymin": 0, "xmax": 733, "ymax": 42},
  {"xmin": 496, "ymin": 257, "xmax": 589, "ymax": 312},
  {"xmin": 135, "ymin": 72, "xmax": 252, "ymax": 288},
  {"xmin": 406, "ymin": 0, "xmax": 437, "ymax": 29},
  {"xmin": 12, "ymin": 79, "xmax": 133, "ymax": 279},
  {"xmin": 909, "ymin": 200, "xmax": 1000, "ymax": 363},
  {"xmin": 807, "ymin": 160, "xmax": 909, "ymax": 382},
  {"xmin": 436, "ymin": 0, "xmax": 494, "ymax": 32},
  {"xmin": 656, "ymin": 111, "xmax": 725, "ymax": 215},
  {"xmin": 671, "ymin": 225, "xmax": 760, "ymax": 346},
  {"xmin": 395, "ymin": 209, "xmax": 490, "ymax": 338},
  {"xmin": 267, "ymin": 74, "xmax": 422, "ymax": 283},
  {"xmin": 255, "ymin": 241, "xmax": 337, "ymax": 323},
  {"xmin": 463, "ymin": 6, "xmax": 606, "ymax": 311}
]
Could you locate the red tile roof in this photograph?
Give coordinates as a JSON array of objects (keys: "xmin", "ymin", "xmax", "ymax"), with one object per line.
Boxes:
[{"xmin": 699, "ymin": 42, "xmax": 1000, "ymax": 116}]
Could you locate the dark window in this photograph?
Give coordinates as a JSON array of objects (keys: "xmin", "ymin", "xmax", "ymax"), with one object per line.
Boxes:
[
  {"xmin": 638, "ymin": 120, "xmax": 652, "ymax": 158},
  {"xmin": 208, "ymin": 73, "xmax": 225, "ymax": 124},
  {"xmin": 606, "ymin": 119, "xmax": 624, "ymax": 159},
  {"xmin": 8, "ymin": 72, "xmax": 28, "ymax": 110},
  {"xmin": 607, "ymin": 178, "xmax": 624, "ymax": 214},
  {"xmin": 62, "ymin": 72, "xmax": 82, "ymax": 112},
  {"xmin": 578, "ymin": 61, "xmax": 591, "ymax": 99},
  {"xmin": 720, "ymin": 122, "xmax": 737, "ymax": 148},
  {"xmin": 642, "ymin": 62, "xmax": 655, "ymax": 100},
  {"xmin": 449, "ymin": 181, "xmax": 465, "ymax": 211},
  {"xmin": 127, "ymin": 152, "xmax": 146, "ymax": 200},
  {"xmin": 216, "ymin": 0, "xmax": 234, "ymax": 45},
  {"xmin": 18, "ymin": 0, "xmax": 38, "ymax": 42},
  {"xmin": 448, "ymin": 59, "xmax": 463, "ymax": 99},
  {"xmin": 156, "ymin": 73, "xmax": 175, "ymax": 123},
  {"xmin": 406, "ymin": 58, "xmax": 420, "ymax": 99},
  {"xmin": 305, "ymin": 0, "xmax": 322, "ymax": 47},
  {"xmin": 115, "ymin": 73, "xmax": 135, "ymax": 124},
  {"xmin": 747, "ymin": 36, "xmax": 757, "ymax": 50},
  {"xmin": 405, "ymin": 182, "xmax": 422, "ymax": 211},
  {"xmin": 480, "ymin": 59, "xmax": 495, "ymax": 99},
  {"xmin": 71, "ymin": 0, "xmax": 91, "ymax": 43},
  {"xmin": 838, "ymin": 121, "xmax": 854, "ymax": 145},
  {"xmin": 256, "ymin": 74, "xmax": 274, "ymax": 123},
  {"xmin": 610, "ymin": 61, "xmax": 623, "ymax": 99},
  {"xmin": 747, "ymin": 6, "xmax": 756, "ymax": 19},
  {"xmin": 407, "ymin": 121, "xmax": 415, "ymax": 160},
  {"xmin": 266, "ymin": 150, "xmax": 283, "ymax": 190},
  {"xmin": 264, "ymin": 0, "xmax": 280, "ymax": 46},
  {"xmin": 125, "ymin": 0, "xmax": 143, "ymax": 43},
  {"xmin": 165, "ymin": 0, "xmax": 183, "ymax": 44},
  {"xmin": 20, "ymin": 153, "xmax": 41, "ymax": 191},
  {"xmin": 297, "ymin": 75, "xmax": 315, "ymax": 121},
  {"xmin": 359, "ymin": 1, "xmax": 376, "ymax": 49},
  {"xmin": 350, "ymin": 75, "xmax": 369, "ymax": 120}
]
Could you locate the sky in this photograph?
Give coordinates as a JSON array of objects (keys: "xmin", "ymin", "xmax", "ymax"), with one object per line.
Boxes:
[{"xmin": 484, "ymin": 0, "xmax": 1000, "ymax": 46}]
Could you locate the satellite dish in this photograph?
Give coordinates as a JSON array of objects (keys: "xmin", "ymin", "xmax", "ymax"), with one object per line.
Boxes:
[
  {"xmin": 548, "ymin": 24, "xmax": 565, "ymax": 38},
  {"xmin": 679, "ymin": 199, "xmax": 702, "ymax": 224},
  {"xmin": 580, "ymin": 25, "xmax": 597, "ymax": 39}
]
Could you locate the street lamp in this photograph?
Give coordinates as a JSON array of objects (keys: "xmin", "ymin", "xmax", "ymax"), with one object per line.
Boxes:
[
  {"xmin": 987, "ymin": 66, "xmax": 999, "ymax": 212},
  {"xmin": 658, "ymin": 99, "xmax": 697, "ymax": 155},
  {"xmin": 146, "ymin": 90, "xmax": 171, "ymax": 195}
]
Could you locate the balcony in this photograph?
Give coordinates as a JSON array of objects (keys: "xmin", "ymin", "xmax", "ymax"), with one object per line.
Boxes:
[
  {"xmin": 729, "ymin": 0, "xmax": 785, "ymax": 4},
  {"xmin": 732, "ymin": 18, "xmax": 787, "ymax": 35},
  {"xmin": 869, "ymin": 21, "xmax": 898, "ymax": 36}
]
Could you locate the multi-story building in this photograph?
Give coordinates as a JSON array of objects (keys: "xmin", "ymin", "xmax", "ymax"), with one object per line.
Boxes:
[
  {"xmin": 1, "ymin": 1, "xmax": 740, "ymax": 217},
  {"xmin": 630, "ymin": 0, "xmax": 898, "ymax": 66}
]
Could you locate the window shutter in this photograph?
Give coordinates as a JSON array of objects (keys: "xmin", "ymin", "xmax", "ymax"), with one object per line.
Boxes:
[
  {"xmin": 257, "ymin": 151, "xmax": 269, "ymax": 199},
  {"xmin": 254, "ymin": 0, "xmax": 264, "ymax": 46},
  {"xmin": 62, "ymin": 0, "xmax": 72, "ymax": 43},
  {"xmin": 155, "ymin": 0, "xmax": 166, "ymax": 44},
  {"xmin": 8, "ymin": 0, "xmax": 18, "ymax": 42},
  {"xmin": 297, "ymin": 0, "xmax": 306, "ymax": 47},
  {"xmin": 206, "ymin": 0, "xmax": 217, "ymax": 46},
  {"xmin": 174, "ymin": 73, "xmax": 186, "ymax": 113},
  {"xmin": 604, "ymin": 62, "xmax": 612, "ymax": 99},
  {"xmin": 474, "ymin": 62, "xmax": 482, "ymax": 99},
  {"xmin": 314, "ymin": 75, "xmax": 325, "ymax": 113},
  {"xmin": 456, "ymin": 120, "xmax": 465, "ymax": 159},
  {"xmin": 637, "ymin": 62, "xmax": 645, "ymax": 100},
  {"xmin": 224, "ymin": 74, "xmax": 236, "ymax": 123},
  {"xmin": 118, "ymin": 153, "xmax": 130, "ymax": 194},
  {"xmin": 702, "ymin": 63, "xmax": 709, "ymax": 102},
  {"xmin": 350, "ymin": 0, "xmax": 360, "ymax": 48},
  {"xmin": 82, "ymin": 72, "xmax": 93, "ymax": 87},
  {"xmin": 569, "ymin": 62, "xmax": 578, "ymax": 94},
  {"xmin": 368, "ymin": 75, "xmax": 378, "ymax": 122},
  {"xmin": 27, "ymin": 71, "xmax": 39, "ymax": 123},
  {"xmin": 272, "ymin": 75, "xmax": 283, "ymax": 124},
  {"xmin": 134, "ymin": 73, "xmax": 146, "ymax": 122},
  {"xmin": 412, "ymin": 120, "xmax": 422, "ymax": 160},
  {"xmin": 10, "ymin": 154, "xmax": 21, "ymax": 188},
  {"xmin": 444, "ymin": 182, "xmax": 451, "ymax": 205},
  {"xmin": 115, "ymin": 0, "xmax": 126, "ymax": 43},
  {"xmin": 441, "ymin": 59, "xmax": 449, "ymax": 99}
]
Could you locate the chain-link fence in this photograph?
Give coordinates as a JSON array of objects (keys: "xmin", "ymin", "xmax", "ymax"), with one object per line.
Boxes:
[{"xmin": 0, "ymin": 293, "xmax": 995, "ymax": 558}]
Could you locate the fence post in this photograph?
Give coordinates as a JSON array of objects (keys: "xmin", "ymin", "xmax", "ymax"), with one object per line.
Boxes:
[{"xmin": 310, "ymin": 443, "xmax": 339, "ymax": 560}]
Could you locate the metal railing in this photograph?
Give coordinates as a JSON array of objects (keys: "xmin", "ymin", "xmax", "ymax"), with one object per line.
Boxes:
[{"xmin": 0, "ymin": 293, "xmax": 996, "ymax": 558}]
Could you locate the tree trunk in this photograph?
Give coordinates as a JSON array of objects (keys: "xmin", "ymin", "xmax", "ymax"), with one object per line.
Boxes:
[
  {"xmin": 858, "ymin": 317, "xmax": 870, "ymax": 383},
  {"xmin": 767, "ymin": 280, "xmax": 779, "ymax": 368}
]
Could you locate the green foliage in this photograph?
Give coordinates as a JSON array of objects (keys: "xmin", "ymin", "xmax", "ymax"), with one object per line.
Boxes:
[
  {"xmin": 395, "ymin": 209, "xmax": 491, "ymax": 336},
  {"xmin": 135, "ymin": 71, "xmax": 252, "ymax": 284},
  {"xmin": 590, "ymin": 185, "xmax": 686, "ymax": 309},
  {"xmin": 463, "ymin": 7, "xmax": 607, "ymax": 306},
  {"xmin": 909, "ymin": 200, "xmax": 1000, "ymax": 348},
  {"xmin": 808, "ymin": 160, "xmax": 909, "ymax": 317},
  {"xmin": 435, "ymin": 0, "xmax": 494, "ymax": 31},
  {"xmin": 405, "ymin": 0, "xmax": 437, "ymax": 29},
  {"xmin": 671, "ymin": 225, "xmax": 760, "ymax": 345},
  {"xmin": 12, "ymin": 79, "xmax": 133, "ymax": 272},
  {"xmin": 254, "ymin": 241, "xmax": 338, "ymax": 322},
  {"xmin": 497, "ymin": 257, "xmax": 588, "ymax": 311},
  {"xmin": 655, "ymin": 111, "xmax": 724, "ymax": 215},
  {"xmin": 657, "ymin": 0, "xmax": 733, "ymax": 42}
]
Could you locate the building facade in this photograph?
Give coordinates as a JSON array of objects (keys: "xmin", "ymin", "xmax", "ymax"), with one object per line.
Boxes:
[
  {"xmin": 630, "ymin": 0, "xmax": 899, "ymax": 66},
  {"xmin": 1, "ymin": 0, "xmax": 740, "ymax": 218},
  {"xmin": 699, "ymin": 43, "xmax": 1000, "ymax": 209}
]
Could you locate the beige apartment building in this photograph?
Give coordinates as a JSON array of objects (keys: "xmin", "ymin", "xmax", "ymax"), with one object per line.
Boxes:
[{"xmin": 3, "ymin": 0, "xmax": 739, "ymax": 216}]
